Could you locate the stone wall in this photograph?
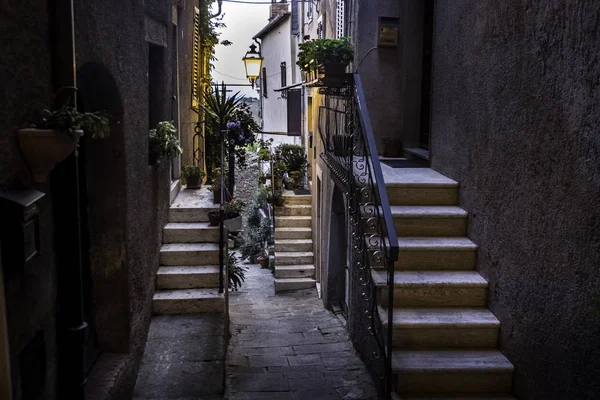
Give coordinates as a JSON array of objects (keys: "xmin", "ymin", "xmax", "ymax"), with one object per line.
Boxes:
[{"xmin": 430, "ymin": 2, "xmax": 600, "ymax": 399}]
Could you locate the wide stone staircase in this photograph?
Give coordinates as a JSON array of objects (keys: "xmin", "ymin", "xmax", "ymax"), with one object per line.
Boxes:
[
  {"xmin": 373, "ymin": 168, "xmax": 515, "ymax": 399},
  {"xmin": 273, "ymin": 193, "xmax": 316, "ymax": 292},
  {"xmin": 152, "ymin": 191, "xmax": 225, "ymax": 314}
]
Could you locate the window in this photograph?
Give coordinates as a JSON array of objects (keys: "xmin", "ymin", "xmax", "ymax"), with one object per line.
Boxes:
[
  {"xmin": 192, "ymin": 6, "xmax": 200, "ymax": 108},
  {"xmin": 336, "ymin": 0, "xmax": 345, "ymax": 39},
  {"xmin": 307, "ymin": 2, "xmax": 313, "ymax": 22},
  {"xmin": 262, "ymin": 67, "xmax": 268, "ymax": 98},
  {"xmin": 280, "ymin": 62, "xmax": 287, "ymax": 88}
]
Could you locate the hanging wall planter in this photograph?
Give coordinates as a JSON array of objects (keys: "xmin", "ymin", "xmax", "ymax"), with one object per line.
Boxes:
[
  {"xmin": 224, "ymin": 215, "xmax": 242, "ymax": 232},
  {"xmin": 18, "ymin": 128, "xmax": 82, "ymax": 183}
]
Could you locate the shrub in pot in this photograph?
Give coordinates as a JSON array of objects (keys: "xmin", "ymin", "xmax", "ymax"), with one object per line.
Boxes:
[
  {"xmin": 149, "ymin": 121, "xmax": 182, "ymax": 165},
  {"xmin": 223, "ymin": 198, "xmax": 245, "ymax": 232},
  {"xmin": 182, "ymin": 165, "xmax": 205, "ymax": 189},
  {"xmin": 297, "ymin": 37, "xmax": 354, "ymax": 85},
  {"xmin": 18, "ymin": 104, "xmax": 110, "ymax": 183}
]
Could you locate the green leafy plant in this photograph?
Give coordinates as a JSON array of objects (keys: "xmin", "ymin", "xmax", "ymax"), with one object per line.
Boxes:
[
  {"xmin": 273, "ymin": 161, "xmax": 287, "ymax": 179},
  {"xmin": 33, "ymin": 105, "xmax": 110, "ymax": 140},
  {"xmin": 181, "ymin": 165, "xmax": 206, "ymax": 180},
  {"xmin": 227, "ymin": 252, "xmax": 247, "ymax": 291},
  {"xmin": 149, "ymin": 121, "xmax": 182, "ymax": 161},
  {"xmin": 297, "ymin": 37, "xmax": 354, "ymax": 73},
  {"xmin": 276, "ymin": 144, "xmax": 307, "ymax": 172},
  {"xmin": 200, "ymin": 85, "xmax": 244, "ymax": 128},
  {"xmin": 223, "ymin": 198, "xmax": 245, "ymax": 218}
]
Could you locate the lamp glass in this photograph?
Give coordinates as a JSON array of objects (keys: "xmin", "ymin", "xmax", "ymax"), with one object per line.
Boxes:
[{"xmin": 243, "ymin": 57, "xmax": 263, "ymax": 80}]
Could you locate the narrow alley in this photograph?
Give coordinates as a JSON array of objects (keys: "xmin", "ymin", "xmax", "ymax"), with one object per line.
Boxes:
[{"xmin": 226, "ymin": 263, "xmax": 378, "ymax": 400}]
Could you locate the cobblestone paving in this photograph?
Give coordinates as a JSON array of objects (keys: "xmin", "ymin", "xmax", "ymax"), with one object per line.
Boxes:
[{"xmin": 225, "ymin": 263, "xmax": 378, "ymax": 400}]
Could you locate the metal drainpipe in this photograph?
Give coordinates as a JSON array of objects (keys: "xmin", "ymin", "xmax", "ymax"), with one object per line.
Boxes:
[{"xmin": 51, "ymin": 0, "xmax": 87, "ymax": 399}]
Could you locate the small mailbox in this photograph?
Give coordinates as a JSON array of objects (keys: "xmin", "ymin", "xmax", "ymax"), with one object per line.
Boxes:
[
  {"xmin": 378, "ymin": 17, "xmax": 400, "ymax": 48},
  {"xmin": 0, "ymin": 189, "xmax": 45, "ymax": 275}
]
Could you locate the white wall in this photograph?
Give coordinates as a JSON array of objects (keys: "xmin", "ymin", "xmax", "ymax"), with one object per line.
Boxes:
[{"xmin": 260, "ymin": 18, "xmax": 292, "ymax": 134}]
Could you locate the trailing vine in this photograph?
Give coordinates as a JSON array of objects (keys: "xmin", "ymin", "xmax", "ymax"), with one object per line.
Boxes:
[{"xmin": 198, "ymin": 0, "xmax": 231, "ymax": 87}]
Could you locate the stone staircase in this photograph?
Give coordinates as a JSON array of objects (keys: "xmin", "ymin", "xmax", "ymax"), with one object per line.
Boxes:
[
  {"xmin": 373, "ymin": 168, "xmax": 515, "ymax": 399},
  {"xmin": 152, "ymin": 191, "xmax": 225, "ymax": 314},
  {"xmin": 273, "ymin": 193, "xmax": 316, "ymax": 292}
]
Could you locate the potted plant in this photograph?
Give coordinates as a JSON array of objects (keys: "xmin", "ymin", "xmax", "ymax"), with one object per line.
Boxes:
[
  {"xmin": 227, "ymin": 252, "xmax": 247, "ymax": 292},
  {"xmin": 273, "ymin": 161, "xmax": 286, "ymax": 189},
  {"xmin": 297, "ymin": 37, "xmax": 354, "ymax": 86},
  {"xmin": 258, "ymin": 147, "xmax": 270, "ymax": 161},
  {"xmin": 258, "ymin": 171, "xmax": 267, "ymax": 185},
  {"xmin": 284, "ymin": 176, "xmax": 296, "ymax": 190},
  {"xmin": 181, "ymin": 165, "xmax": 205, "ymax": 189},
  {"xmin": 208, "ymin": 210, "xmax": 221, "ymax": 227},
  {"xmin": 18, "ymin": 105, "xmax": 110, "ymax": 183},
  {"xmin": 210, "ymin": 168, "xmax": 231, "ymax": 204},
  {"xmin": 223, "ymin": 198, "xmax": 245, "ymax": 232},
  {"xmin": 149, "ymin": 121, "xmax": 182, "ymax": 165},
  {"xmin": 273, "ymin": 189, "xmax": 284, "ymax": 207}
]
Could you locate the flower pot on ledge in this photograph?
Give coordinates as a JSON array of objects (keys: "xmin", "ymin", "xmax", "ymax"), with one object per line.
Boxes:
[
  {"xmin": 18, "ymin": 128, "xmax": 82, "ymax": 183},
  {"xmin": 224, "ymin": 215, "xmax": 242, "ymax": 232}
]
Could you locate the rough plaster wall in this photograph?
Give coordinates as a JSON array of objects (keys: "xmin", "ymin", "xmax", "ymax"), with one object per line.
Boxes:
[
  {"xmin": 430, "ymin": 2, "xmax": 600, "ymax": 399},
  {"xmin": 74, "ymin": 1, "xmax": 173, "ymax": 397},
  {"xmin": 0, "ymin": 2, "xmax": 58, "ymax": 399}
]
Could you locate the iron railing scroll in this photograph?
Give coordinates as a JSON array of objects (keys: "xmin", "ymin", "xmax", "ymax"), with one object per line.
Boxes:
[{"xmin": 317, "ymin": 74, "xmax": 399, "ymax": 399}]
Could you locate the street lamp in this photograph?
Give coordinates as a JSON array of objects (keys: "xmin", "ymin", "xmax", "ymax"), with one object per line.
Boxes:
[{"xmin": 242, "ymin": 43, "xmax": 263, "ymax": 89}]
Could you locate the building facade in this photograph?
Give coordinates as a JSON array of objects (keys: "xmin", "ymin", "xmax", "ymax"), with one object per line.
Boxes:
[
  {"xmin": 0, "ymin": 1, "xmax": 206, "ymax": 399},
  {"xmin": 310, "ymin": 0, "xmax": 600, "ymax": 399}
]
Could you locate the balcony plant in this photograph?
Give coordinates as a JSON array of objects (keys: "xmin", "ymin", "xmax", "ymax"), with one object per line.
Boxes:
[
  {"xmin": 149, "ymin": 121, "xmax": 182, "ymax": 165},
  {"xmin": 18, "ymin": 105, "xmax": 110, "ymax": 183},
  {"xmin": 181, "ymin": 165, "xmax": 205, "ymax": 189},
  {"xmin": 297, "ymin": 37, "xmax": 354, "ymax": 84}
]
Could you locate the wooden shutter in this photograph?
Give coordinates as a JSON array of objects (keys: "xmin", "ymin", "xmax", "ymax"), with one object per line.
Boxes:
[
  {"xmin": 287, "ymin": 89, "xmax": 301, "ymax": 136},
  {"xmin": 192, "ymin": 6, "xmax": 200, "ymax": 108},
  {"xmin": 291, "ymin": 0, "xmax": 299, "ymax": 34}
]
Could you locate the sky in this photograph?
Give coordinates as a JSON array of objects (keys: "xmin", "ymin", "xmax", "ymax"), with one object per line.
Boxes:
[{"xmin": 212, "ymin": 0, "xmax": 271, "ymax": 98}]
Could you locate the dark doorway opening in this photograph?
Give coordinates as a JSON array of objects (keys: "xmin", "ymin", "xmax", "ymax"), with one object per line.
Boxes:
[
  {"xmin": 149, "ymin": 44, "xmax": 165, "ymax": 129},
  {"xmin": 327, "ymin": 186, "xmax": 348, "ymax": 312},
  {"xmin": 419, "ymin": 0, "xmax": 435, "ymax": 150}
]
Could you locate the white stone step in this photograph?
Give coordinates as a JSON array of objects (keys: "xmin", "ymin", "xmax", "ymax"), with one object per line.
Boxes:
[
  {"xmin": 275, "ymin": 216, "xmax": 312, "ymax": 228},
  {"xmin": 274, "ymin": 265, "xmax": 315, "ymax": 279},
  {"xmin": 156, "ymin": 266, "xmax": 220, "ymax": 289},
  {"xmin": 395, "ymin": 237, "xmax": 477, "ymax": 270},
  {"xmin": 159, "ymin": 243, "xmax": 220, "ymax": 266},
  {"xmin": 275, "ymin": 251, "xmax": 314, "ymax": 265},
  {"xmin": 373, "ymin": 270, "xmax": 488, "ymax": 307},
  {"xmin": 274, "ymin": 239, "xmax": 313, "ymax": 252},
  {"xmin": 276, "ymin": 204, "xmax": 312, "ymax": 216},
  {"xmin": 274, "ymin": 278, "xmax": 316, "ymax": 292},
  {"xmin": 283, "ymin": 194, "xmax": 312, "ymax": 205},
  {"xmin": 168, "ymin": 207, "xmax": 215, "ymax": 223},
  {"xmin": 382, "ymin": 167, "xmax": 459, "ymax": 206},
  {"xmin": 275, "ymin": 227, "xmax": 312, "ymax": 240},
  {"xmin": 381, "ymin": 307, "xmax": 500, "ymax": 349},
  {"xmin": 391, "ymin": 206, "xmax": 468, "ymax": 237},
  {"xmin": 163, "ymin": 222, "xmax": 219, "ymax": 243},
  {"xmin": 152, "ymin": 288, "xmax": 225, "ymax": 314},
  {"xmin": 392, "ymin": 350, "xmax": 513, "ymax": 394}
]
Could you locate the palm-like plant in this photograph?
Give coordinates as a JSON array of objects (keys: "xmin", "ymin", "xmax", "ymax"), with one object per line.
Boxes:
[{"xmin": 199, "ymin": 84, "xmax": 244, "ymax": 129}]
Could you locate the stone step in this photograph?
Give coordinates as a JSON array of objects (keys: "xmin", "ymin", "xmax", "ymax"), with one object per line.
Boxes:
[
  {"xmin": 394, "ymin": 396, "xmax": 516, "ymax": 400},
  {"xmin": 373, "ymin": 270, "xmax": 488, "ymax": 307},
  {"xmin": 156, "ymin": 266, "xmax": 220, "ymax": 289},
  {"xmin": 391, "ymin": 206, "xmax": 468, "ymax": 237},
  {"xmin": 168, "ymin": 207, "xmax": 216, "ymax": 223},
  {"xmin": 163, "ymin": 222, "xmax": 219, "ymax": 243},
  {"xmin": 274, "ymin": 278, "xmax": 316, "ymax": 292},
  {"xmin": 283, "ymin": 194, "xmax": 312, "ymax": 205},
  {"xmin": 274, "ymin": 239, "xmax": 313, "ymax": 252},
  {"xmin": 275, "ymin": 227, "xmax": 312, "ymax": 240},
  {"xmin": 276, "ymin": 205, "xmax": 312, "ymax": 216},
  {"xmin": 275, "ymin": 251, "xmax": 314, "ymax": 265},
  {"xmin": 152, "ymin": 288, "xmax": 225, "ymax": 314},
  {"xmin": 275, "ymin": 216, "xmax": 312, "ymax": 228},
  {"xmin": 382, "ymin": 168, "xmax": 458, "ymax": 206},
  {"xmin": 380, "ymin": 307, "xmax": 500, "ymax": 349},
  {"xmin": 159, "ymin": 243, "xmax": 220, "ymax": 266},
  {"xmin": 392, "ymin": 350, "xmax": 513, "ymax": 394},
  {"xmin": 395, "ymin": 237, "xmax": 477, "ymax": 270},
  {"xmin": 274, "ymin": 265, "xmax": 315, "ymax": 279}
]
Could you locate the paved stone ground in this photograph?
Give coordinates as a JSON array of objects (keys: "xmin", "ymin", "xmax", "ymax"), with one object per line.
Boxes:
[
  {"xmin": 225, "ymin": 263, "xmax": 378, "ymax": 400},
  {"xmin": 133, "ymin": 313, "xmax": 228, "ymax": 400}
]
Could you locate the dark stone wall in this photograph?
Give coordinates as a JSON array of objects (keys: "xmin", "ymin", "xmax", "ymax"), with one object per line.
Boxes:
[{"xmin": 430, "ymin": 2, "xmax": 600, "ymax": 399}]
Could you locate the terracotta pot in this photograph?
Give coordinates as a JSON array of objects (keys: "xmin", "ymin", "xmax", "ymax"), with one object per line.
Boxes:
[
  {"xmin": 186, "ymin": 175, "xmax": 202, "ymax": 189},
  {"xmin": 257, "ymin": 256, "xmax": 269, "ymax": 268},
  {"xmin": 18, "ymin": 128, "xmax": 81, "ymax": 183}
]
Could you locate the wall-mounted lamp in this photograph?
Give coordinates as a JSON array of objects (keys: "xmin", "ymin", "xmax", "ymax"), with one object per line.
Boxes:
[{"xmin": 242, "ymin": 43, "xmax": 264, "ymax": 89}]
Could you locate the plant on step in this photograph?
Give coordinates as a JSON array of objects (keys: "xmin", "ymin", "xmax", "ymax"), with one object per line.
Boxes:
[
  {"xmin": 149, "ymin": 121, "xmax": 182, "ymax": 163},
  {"xmin": 227, "ymin": 252, "xmax": 247, "ymax": 291},
  {"xmin": 275, "ymin": 143, "xmax": 307, "ymax": 173},
  {"xmin": 223, "ymin": 198, "xmax": 245, "ymax": 219},
  {"xmin": 245, "ymin": 201, "xmax": 262, "ymax": 229},
  {"xmin": 239, "ymin": 237, "xmax": 263, "ymax": 261},
  {"xmin": 273, "ymin": 189, "xmax": 284, "ymax": 206},
  {"xmin": 181, "ymin": 165, "xmax": 206, "ymax": 188}
]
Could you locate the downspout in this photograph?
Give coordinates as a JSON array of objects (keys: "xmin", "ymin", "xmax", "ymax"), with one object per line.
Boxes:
[{"xmin": 51, "ymin": 0, "xmax": 87, "ymax": 399}]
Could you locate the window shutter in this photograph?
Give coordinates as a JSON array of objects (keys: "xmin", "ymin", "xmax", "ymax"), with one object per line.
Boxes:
[
  {"xmin": 287, "ymin": 89, "xmax": 302, "ymax": 136},
  {"xmin": 336, "ymin": 0, "xmax": 345, "ymax": 39},
  {"xmin": 262, "ymin": 67, "xmax": 268, "ymax": 98},
  {"xmin": 291, "ymin": 0, "xmax": 299, "ymax": 35},
  {"xmin": 192, "ymin": 6, "xmax": 200, "ymax": 108}
]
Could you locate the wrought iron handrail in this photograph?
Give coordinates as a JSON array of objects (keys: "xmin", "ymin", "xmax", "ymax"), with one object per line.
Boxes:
[{"xmin": 318, "ymin": 74, "xmax": 399, "ymax": 399}]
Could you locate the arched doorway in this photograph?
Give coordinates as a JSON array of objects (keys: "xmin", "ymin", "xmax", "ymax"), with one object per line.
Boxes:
[
  {"xmin": 77, "ymin": 63, "xmax": 129, "ymax": 374},
  {"xmin": 326, "ymin": 184, "xmax": 349, "ymax": 313}
]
